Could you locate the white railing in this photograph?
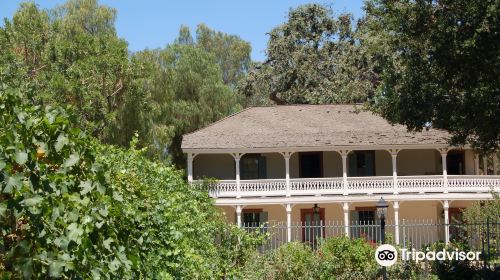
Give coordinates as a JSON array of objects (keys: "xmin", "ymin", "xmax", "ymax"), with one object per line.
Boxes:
[
  {"xmin": 397, "ymin": 175, "xmax": 444, "ymax": 193},
  {"xmin": 290, "ymin": 177, "xmax": 343, "ymax": 195},
  {"xmin": 195, "ymin": 175, "xmax": 500, "ymax": 198},
  {"xmin": 347, "ymin": 176, "xmax": 393, "ymax": 194}
]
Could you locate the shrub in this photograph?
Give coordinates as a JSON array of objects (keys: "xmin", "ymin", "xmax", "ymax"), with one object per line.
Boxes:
[
  {"xmin": 316, "ymin": 237, "xmax": 378, "ymax": 280},
  {"xmin": 244, "ymin": 242, "xmax": 316, "ymax": 280},
  {"xmin": 0, "ymin": 85, "xmax": 262, "ymax": 278}
]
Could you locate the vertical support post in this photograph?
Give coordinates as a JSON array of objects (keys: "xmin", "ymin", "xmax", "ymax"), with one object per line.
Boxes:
[
  {"xmin": 388, "ymin": 149, "xmax": 400, "ymax": 194},
  {"xmin": 340, "ymin": 150, "xmax": 350, "ymax": 195},
  {"xmin": 286, "ymin": 203, "xmax": 292, "ymax": 242},
  {"xmin": 282, "ymin": 152, "xmax": 292, "ymax": 197},
  {"xmin": 233, "ymin": 153, "xmax": 243, "ymax": 198},
  {"xmin": 236, "ymin": 205, "xmax": 242, "ymax": 228},
  {"xmin": 494, "ymin": 154, "xmax": 498, "ymax": 175},
  {"xmin": 474, "ymin": 154, "xmax": 480, "ymax": 175},
  {"xmin": 483, "ymin": 156, "xmax": 488, "ymax": 175},
  {"xmin": 440, "ymin": 149, "xmax": 448, "ymax": 193},
  {"xmin": 393, "ymin": 201, "xmax": 400, "ymax": 245},
  {"xmin": 443, "ymin": 200, "xmax": 450, "ymax": 245},
  {"xmin": 343, "ymin": 202, "xmax": 349, "ymax": 237},
  {"xmin": 187, "ymin": 153, "xmax": 194, "ymax": 182}
]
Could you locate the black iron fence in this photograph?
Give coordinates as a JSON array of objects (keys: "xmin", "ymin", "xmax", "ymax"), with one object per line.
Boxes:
[{"xmin": 242, "ymin": 219, "xmax": 499, "ymax": 267}]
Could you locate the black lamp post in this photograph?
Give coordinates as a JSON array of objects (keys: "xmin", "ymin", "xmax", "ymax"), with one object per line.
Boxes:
[
  {"xmin": 313, "ymin": 204, "xmax": 321, "ymax": 241},
  {"xmin": 377, "ymin": 197, "xmax": 389, "ymax": 280}
]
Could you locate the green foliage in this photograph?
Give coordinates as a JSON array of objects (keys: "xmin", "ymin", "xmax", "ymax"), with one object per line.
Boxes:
[
  {"xmin": 426, "ymin": 241, "xmax": 482, "ymax": 280},
  {"xmin": 132, "ymin": 44, "xmax": 241, "ymax": 167},
  {"xmin": 242, "ymin": 237, "xmax": 378, "ymax": 280},
  {"xmin": 316, "ymin": 237, "xmax": 377, "ymax": 280},
  {"xmin": 462, "ymin": 193, "xmax": 500, "ymax": 224},
  {"xmin": 0, "ymin": 0, "xmax": 131, "ymax": 141},
  {"xmin": 363, "ymin": 0, "xmax": 500, "ymax": 152},
  {"xmin": 243, "ymin": 242, "xmax": 316, "ymax": 280},
  {"xmin": 0, "ymin": 84, "xmax": 123, "ymax": 278},
  {"xmin": 238, "ymin": 4, "xmax": 374, "ymax": 105},
  {"xmin": 0, "ymin": 84, "xmax": 261, "ymax": 278}
]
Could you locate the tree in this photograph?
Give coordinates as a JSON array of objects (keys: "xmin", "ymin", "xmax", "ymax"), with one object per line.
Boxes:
[
  {"xmin": 0, "ymin": 0, "xmax": 131, "ymax": 141},
  {"xmin": 0, "ymin": 82, "xmax": 261, "ymax": 279},
  {"xmin": 238, "ymin": 4, "xmax": 374, "ymax": 105},
  {"xmin": 132, "ymin": 45, "xmax": 240, "ymax": 167},
  {"xmin": 363, "ymin": 0, "xmax": 500, "ymax": 152},
  {"xmin": 174, "ymin": 24, "xmax": 252, "ymax": 88}
]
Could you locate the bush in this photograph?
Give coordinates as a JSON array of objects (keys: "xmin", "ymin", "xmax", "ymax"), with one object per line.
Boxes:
[
  {"xmin": 243, "ymin": 237, "xmax": 380, "ymax": 280},
  {"xmin": 316, "ymin": 237, "xmax": 377, "ymax": 280},
  {"xmin": 0, "ymin": 85, "xmax": 262, "ymax": 278},
  {"xmin": 243, "ymin": 242, "xmax": 316, "ymax": 280}
]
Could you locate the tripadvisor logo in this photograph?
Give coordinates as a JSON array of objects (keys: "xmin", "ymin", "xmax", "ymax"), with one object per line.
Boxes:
[
  {"xmin": 375, "ymin": 244, "xmax": 482, "ymax": 267},
  {"xmin": 375, "ymin": 244, "xmax": 398, "ymax": 267}
]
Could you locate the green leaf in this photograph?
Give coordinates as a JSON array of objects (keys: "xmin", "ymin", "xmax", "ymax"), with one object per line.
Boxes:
[
  {"xmin": 112, "ymin": 191, "xmax": 123, "ymax": 202},
  {"xmin": 64, "ymin": 154, "xmax": 80, "ymax": 168},
  {"xmin": 3, "ymin": 174, "xmax": 23, "ymax": 193},
  {"xmin": 22, "ymin": 196, "xmax": 43, "ymax": 207},
  {"xmin": 0, "ymin": 160, "xmax": 5, "ymax": 170},
  {"xmin": 0, "ymin": 203, "xmax": 7, "ymax": 218},
  {"xmin": 49, "ymin": 260, "xmax": 64, "ymax": 278},
  {"xmin": 54, "ymin": 133, "xmax": 69, "ymax": 152},
  {"xmin": 15, "ymin": 151, "xmax": 28, "ymax": 165},
  {"xmin": 103, "ymin": 238, "xmax": 113, "ymax": 250},
  {"xmin": 79, "ymin": 180, "xmax": 93, "ymax": 195},
  {"xmin": 66, "ymin": 223, "xmax": 83, "ymax": 243}
]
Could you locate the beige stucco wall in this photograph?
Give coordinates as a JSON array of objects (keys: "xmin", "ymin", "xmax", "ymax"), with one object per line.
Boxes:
[
  {"xmin": 217, "ymin": 200, "xmax": 470, "ymax": 224},
  {"xmin": 193, "ymin": 154, "xmax": 234, "ymax": 179},
  {"xmin": 265, "ymin": 153, "xmax": 285, "ymax": 179},
  {"xmin": 464, "ymin": 149, "xmax": 476, "ymax": 175},
  {"xmin": 397, "ymin": 149, "xmax": 440, "ymax": 175},
  {"xmin": 324, "ymin": 151, "xmax": 343, "ymax": 177},
  {"xmin": 374, "ymin": 150, "xmax": 392, "ymax": 176},
  {"xmin": 193, "ymin": 148, "xmax": 477, "ymax": 179}
]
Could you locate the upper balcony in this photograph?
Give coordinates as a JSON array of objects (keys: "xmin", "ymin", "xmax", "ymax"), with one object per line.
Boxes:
[
  {"xmin": 188, "ymin": 148, "xmax": 500, "ymax": 199},
  {"xmin": 196, "ymin": 175, "xmax": 500, "ymax": 198}
]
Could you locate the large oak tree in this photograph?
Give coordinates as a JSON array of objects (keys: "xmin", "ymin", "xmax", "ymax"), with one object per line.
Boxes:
[{"xmin": 363, "ymin": 0, "xmax": 499, "ymax": 152}]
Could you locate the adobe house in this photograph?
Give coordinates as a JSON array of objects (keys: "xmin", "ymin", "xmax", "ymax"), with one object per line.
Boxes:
[{"xmin": 181, "ymin": 105, "xmax": 499, "ymax": 247}]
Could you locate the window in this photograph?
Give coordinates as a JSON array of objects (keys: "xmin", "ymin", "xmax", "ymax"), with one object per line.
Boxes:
[
  {"xmin": 348, "ymin": 151, "xmax": 375, "ymax": 176},
  {"xmin": 240, "ymin": 154, "xmax": 267, "ymax": 179},
  {"xmin": 242, "ymin": 209, "xmax": 268, "ymax": 227}
]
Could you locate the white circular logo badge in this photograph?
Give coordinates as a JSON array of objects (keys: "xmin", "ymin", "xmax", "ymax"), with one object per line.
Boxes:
[{"xmin": 375, "ymin": 244, "xmax": 398, "ymax": 267}]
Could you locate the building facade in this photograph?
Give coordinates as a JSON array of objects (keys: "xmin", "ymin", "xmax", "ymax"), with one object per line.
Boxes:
[{"xmin": 181, "ymin": 105, "xmax": 500, "ymax": 246}]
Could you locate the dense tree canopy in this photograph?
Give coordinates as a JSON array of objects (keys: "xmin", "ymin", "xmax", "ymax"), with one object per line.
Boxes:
[
  {"xmin": 363, "ymin": 0, "xmax": 500, "ymax": 152},
  {"xmin": 238, "ymin": 4, "xmax": 374, "ymax": 105},
  {"xmin": 129, "ymin": 45, "xmax": 240, "ymax": 167},
  {"xmin": 0, "ymin": 0, "xmax": 131, "ymax": 141},
  {"xmin": 0, "ymin": 83, "xmax": 260, "ymax": 279}
]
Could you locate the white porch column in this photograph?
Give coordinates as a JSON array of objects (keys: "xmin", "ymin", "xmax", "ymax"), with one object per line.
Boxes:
[
  {"xmin": 439, "ymin": 149, "xmax": 448, "ymax": 193},
  {"xmin": 236, "ymin": 205, "xmax": 242, "ymax": 227},
  {"xmin": 474, "ymin": 154, "xmax": 480, "ymax": 175},
  {"xmin": 339, "ymin": 150, "xmax": 350, "ymax": 195},
  {"xmin": 282, "ymin": 152, "xmax": 293, "ymax": 197},
  {"xmin": 286, "ymin": 203, "xmax": 292, "ymax": 242},
  {"xmin": 187, "ymin": 153, "xmax": 195, "ymax": 182},
  {"xmin": 388, "ymin": 149, "xmax": 400, "ymax": 194},
  {"xmin": 483, "ymin": 156, "xmax": 488, "ymax": 175},
  {"xmin": 343, "ymin": 202, "xmax": 350, "ymax": 237},
  {"xmin": 393, "ymin": 201, "xmax": 400, "ymax": 245},
  {"xmin": 494, "ymin": 154, "xmax": 498, "ymax": 175},
  {"xmin": 443, "ymin": 200, "xmax": 450, "ymax": 245},
  {"xmin": 232, "ymin": 153, "xmax": 243, "ymax": 198}
]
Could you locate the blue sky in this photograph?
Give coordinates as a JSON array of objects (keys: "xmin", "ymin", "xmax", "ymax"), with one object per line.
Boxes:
[{"xmin": 1, "ymin": 0, "xmax": 365, "ymax": 61}]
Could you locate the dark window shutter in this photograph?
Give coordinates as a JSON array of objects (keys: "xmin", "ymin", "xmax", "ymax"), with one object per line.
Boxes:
[{"xmin": 258, "ymin": 156, "xmax": 267, "ymax": 179}]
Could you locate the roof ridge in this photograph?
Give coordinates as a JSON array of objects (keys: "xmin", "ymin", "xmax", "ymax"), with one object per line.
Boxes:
[{"xmin": 182, "ymin": 106, "xmax": 253, "ymax": 137}]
